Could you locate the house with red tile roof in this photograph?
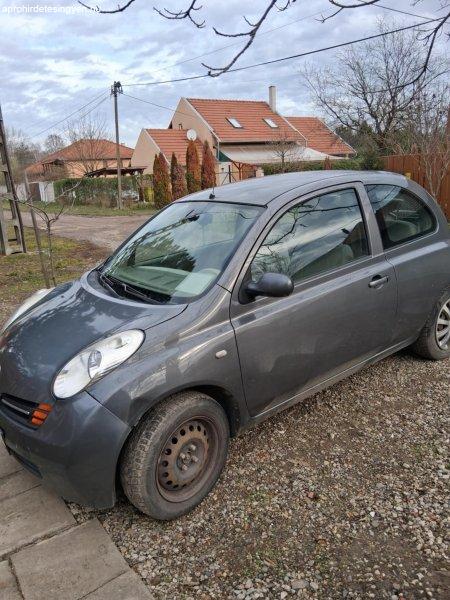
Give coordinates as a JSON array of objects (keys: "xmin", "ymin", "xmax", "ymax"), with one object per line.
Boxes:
[
  {"xmin": 26, "ymin": 139, "xmax": 134, "ymax": 181},
  {"xmin": 130, "ymin": 87, "xmax": 355, "ymax": 184}
]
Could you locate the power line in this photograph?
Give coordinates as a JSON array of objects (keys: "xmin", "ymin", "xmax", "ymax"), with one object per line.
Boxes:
[
  {"xmin": 122, "ymin": 18, "xmax": 439, "ymax": 88},
  {"xmin": 30, "ymin": 91, "xmax": 109, "ymax": 138},
  {"xmin": 360, "ymin": 1, "xmax": 432, "ymax": 22},
  {"xmin": 27, "ymin": 89, "xmax": 108, "ymax": 134},
  {"xmin": 29, "ymin": 92, "xmax": 110, "ymax": 139}
]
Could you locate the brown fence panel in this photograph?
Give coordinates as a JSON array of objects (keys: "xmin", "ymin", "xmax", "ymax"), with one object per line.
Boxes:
[{"xmin": 382, "ymin": 154, "xmax": 449, "ymax": 219}]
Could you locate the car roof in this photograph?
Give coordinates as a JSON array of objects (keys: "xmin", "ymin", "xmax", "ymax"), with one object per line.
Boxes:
[{"xmin": 180, "ymin": 170, "xmax": 409, "ymax": 206}]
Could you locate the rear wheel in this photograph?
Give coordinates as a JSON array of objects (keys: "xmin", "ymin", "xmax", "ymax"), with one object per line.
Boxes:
[
  {"xmin": 411, "ymin": 289, "xmax": 450, "ymax": 360},
  {"xmin": 120, "ymin": 391, "xmax": 229, "ymax": 520}
]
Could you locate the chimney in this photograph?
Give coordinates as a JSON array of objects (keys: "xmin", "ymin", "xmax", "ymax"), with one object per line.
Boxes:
[{"xmin": 269, "ymin": 85, "xmax": 277, "ymax": 113}]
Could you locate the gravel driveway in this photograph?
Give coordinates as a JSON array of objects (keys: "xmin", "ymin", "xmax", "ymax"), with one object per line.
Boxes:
[
  {"xmin": 69, "ymin": 352, "xmax": 449, "ymax": 600},
  {"xmin": 17, "ymin": 211, "xmax": 150, "ymax": 251}
]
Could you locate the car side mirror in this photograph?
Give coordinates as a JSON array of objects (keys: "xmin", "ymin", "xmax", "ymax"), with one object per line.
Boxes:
[{"xmin": 245, "ymin": 272, "xmax": 294, "ymax": 299}]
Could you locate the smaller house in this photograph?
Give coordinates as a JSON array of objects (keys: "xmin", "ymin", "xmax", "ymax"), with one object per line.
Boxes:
[{"xmin": 26, "ymin": 139, "xmax": 134, "ymax": 182}]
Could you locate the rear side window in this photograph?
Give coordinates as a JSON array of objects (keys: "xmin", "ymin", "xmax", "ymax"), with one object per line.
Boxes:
[
  {"xmin": 365, "ymin": 185, "xmax": 436, "ymax": 249},
  {"xmin": 251, "ymin": 188, "xmax": 369, "ymax": 283}
]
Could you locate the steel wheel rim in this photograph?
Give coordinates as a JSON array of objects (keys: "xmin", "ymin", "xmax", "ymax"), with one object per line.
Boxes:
[
  {"xmin": 436, "ymin": 299, "xmax": 450, "ymax": 350},
  {"xmin": 156, "ymin": 416, "xmax": 219, "ymax": 503}
]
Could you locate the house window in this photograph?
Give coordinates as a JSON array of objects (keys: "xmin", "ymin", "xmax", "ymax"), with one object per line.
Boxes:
[
  {"xmin": 227, "ymin": 117, "xmax": 243, "ymax": 128},
  {"xmin": 263, "ymin": 117, "xmax": 278, "ymax": 128}
]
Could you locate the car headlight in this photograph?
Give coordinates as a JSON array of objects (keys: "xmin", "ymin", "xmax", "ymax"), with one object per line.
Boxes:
[
  {"xmin": 53, "ymin": 329, "xmax": 145, "ymax": 399},
  {"xmin": 1, "ymin": 288, "xmax": 54, "ymax": 333}
]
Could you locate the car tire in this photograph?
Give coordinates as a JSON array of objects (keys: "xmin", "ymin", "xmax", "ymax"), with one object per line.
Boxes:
[
  {"xmin": 120, "ymin": 391, "xmax": 229, "ymax": 520},
  {"xmin": 411, "ymin": 287, "xmax": 450, "ymax": 360}
]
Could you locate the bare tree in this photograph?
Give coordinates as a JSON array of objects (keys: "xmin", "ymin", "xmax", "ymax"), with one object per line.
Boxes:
[
  {"xmin": 266, "ymin": 127, "xmax": 304, "ymax": 172},
  {"xmin": 389, "ymin": 83, "xmax": 450, "ymax": 199},
  {"xmin": 78, "ymin": 1, "xmax": 449, "ymax": 81},
  {"xmin": 66, "ymin": 113, "xmax": 111, "ymax": 175},
  {"xmin": 301, "ymin": 20, "xmax": 448, "ymax": 152},
  {"xmin": 44, "ymin": 133, "xmax": 66, "ymax": 155},
  {"xmin": 19, "ymin": 179, "xmax": 83, "ymax": 286},
  {"xmin": 5, "ymin": 128, "xmax": 41, "ymax": 184}
]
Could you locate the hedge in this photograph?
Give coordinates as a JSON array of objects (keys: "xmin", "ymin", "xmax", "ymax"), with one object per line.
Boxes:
[
  {"xmin": 261, "ymin": 158, "xmax": 363, "ymax": 176},
  {"xmin": 54, "ymin": 175, "xmax": 153, "ymax": 207}
]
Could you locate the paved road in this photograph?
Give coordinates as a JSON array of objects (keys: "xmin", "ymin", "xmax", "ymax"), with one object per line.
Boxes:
[{"xmin": 18, "ymin": 212, "xmax": 150, "ymax": 251}]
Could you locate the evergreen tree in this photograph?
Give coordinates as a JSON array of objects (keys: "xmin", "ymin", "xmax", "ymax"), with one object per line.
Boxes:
[
  {"xmin": 153, "ymin": 152, "xmax": 171, "ymax": 209},
  {"xmin": 201, "ymin": 140, "xmax": 216, "ymax": 189},
  {"xmin": 170, "ymin": 152, "xmax": 178, "ymax": 189},
  {"xmin": 185, "ymin": 140, "xmax": 201, "ymax": 193},
  {"xmin": 172, "ymin": 164, "xmax": 188, "ymax": 200}
]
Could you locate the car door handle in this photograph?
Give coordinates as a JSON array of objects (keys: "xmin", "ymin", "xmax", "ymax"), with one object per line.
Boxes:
[{"xmin": 369, "ymin": 275, "xmax": 389, "ymax": 289}]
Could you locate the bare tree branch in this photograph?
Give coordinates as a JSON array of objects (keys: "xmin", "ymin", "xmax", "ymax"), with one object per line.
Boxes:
[
  {"xmin": 203, "ymin": 0, "xmax": 295, "ymax": 76},
  {"xmin": 154, "ymin": 0, "xmax": 205, "ymax": 28},
  {"xmin": 78, "ymin": 0, "xmax": 137, "ymax": 13}
]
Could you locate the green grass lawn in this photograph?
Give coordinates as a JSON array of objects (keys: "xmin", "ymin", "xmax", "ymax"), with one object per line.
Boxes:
[
  {"xmin": 0, "ymin": 228, "xmax": 108, "ymax": 325},
  {"xmin": 3, "ymin": 200, "xmax": 156, "ymax": 217}
]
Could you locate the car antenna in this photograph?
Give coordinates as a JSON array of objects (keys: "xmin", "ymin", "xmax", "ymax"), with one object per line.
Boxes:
[{"xmin": 209, "ymin": 180, "xmax": 216, "ymax": 199}]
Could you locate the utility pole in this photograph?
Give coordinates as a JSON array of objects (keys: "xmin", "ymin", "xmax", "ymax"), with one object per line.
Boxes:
[
  {"xmin": 0, "ymin": 101, "xmax": 26, "ymax": 255},
  {"xmin": 111, "ymin": 81, "xmax": 123, "ymax": 210}
]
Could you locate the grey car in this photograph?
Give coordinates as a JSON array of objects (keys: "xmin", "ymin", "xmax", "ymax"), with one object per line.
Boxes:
[{"xmin": 1, "ymin": 171, "xmax": 449, "ymax": 520}]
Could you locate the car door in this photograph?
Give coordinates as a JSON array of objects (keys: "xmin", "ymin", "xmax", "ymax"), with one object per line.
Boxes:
[
  {"xmin": 365, "ymin": 183, "xmax": 449, "ymax": 344},
  {"xmin": 230, "ymin": 184, "xmax": 397, "ymax": 418}
]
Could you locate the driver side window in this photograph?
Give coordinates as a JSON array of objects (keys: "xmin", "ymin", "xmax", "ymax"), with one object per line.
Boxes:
[{"xmin": 251, "ymin": 188, "xmax": 369, "ymax": 283}]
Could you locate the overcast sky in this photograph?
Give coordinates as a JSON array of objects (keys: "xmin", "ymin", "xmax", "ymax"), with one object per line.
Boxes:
[{"xmin": 0, "ymin": 0, "xmax": 446, "ymax": 147}]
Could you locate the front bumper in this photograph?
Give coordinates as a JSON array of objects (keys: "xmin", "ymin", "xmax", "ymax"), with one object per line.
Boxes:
[{"xmin": 0, "ymin": 391, "xmax": 130, "ymax": 509}]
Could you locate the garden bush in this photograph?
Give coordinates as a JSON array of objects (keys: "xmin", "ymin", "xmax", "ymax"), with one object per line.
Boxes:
[{"xmin": 54, "ymin": 175, "xmax": 153, "ymax": 207}]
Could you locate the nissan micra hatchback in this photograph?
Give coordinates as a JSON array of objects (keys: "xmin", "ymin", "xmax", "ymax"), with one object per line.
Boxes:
[{"xmin": 1, "ymin": 171, "xmax": 449, "ymax": 520}]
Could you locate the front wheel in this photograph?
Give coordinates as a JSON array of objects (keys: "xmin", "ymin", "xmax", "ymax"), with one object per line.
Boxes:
[
  {"xmin": 411, "ymin": 288, "xmax": 450, "ymax": 360},
  {"xmin": 120, "ymin": 391, "xmax": 229, "ymax": 520}
]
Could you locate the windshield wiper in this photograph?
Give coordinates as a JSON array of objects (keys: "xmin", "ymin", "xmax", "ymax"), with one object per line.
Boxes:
[
  {"xmin": 103, "ymin": 272, "xmax": 163, "ymax": 305},
  {"xmin": 98, "ymin": 272, "xmax": 121, "ymax": 298}
]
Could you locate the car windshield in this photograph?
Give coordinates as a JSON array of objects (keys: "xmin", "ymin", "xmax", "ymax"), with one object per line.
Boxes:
[{"xmin": 101, "ymin": 201, "xmax": 263, "ymax": 304}]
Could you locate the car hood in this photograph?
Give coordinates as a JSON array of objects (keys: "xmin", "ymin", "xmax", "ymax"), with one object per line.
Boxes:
[{"xmin": 0, "ymin": 272, "xmax": 186, "ymax": 403}]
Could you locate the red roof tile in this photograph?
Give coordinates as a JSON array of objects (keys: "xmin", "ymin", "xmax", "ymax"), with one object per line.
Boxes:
[
  {"xmin": 186, "ymin": 98, "xmax": 304, "ymax": 143},
  {"xmin": 146, "ymin": 129, "xmax": 203, "ymax": 165},
  {"xmin": 285, "ymin": 117, "xmax": 355, "ymax": 156},
  {"xmin": 26, "ymin": 139, "xmax": 133, "ymax": 175},
  {"xmin": 45, "ymin": 139, "xmax": 133, "ymax": 162}
]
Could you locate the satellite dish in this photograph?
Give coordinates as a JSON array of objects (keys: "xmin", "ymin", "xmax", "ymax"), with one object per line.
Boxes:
[{"xmin": 186, "ymin": 129, "xmax": 197, "ymax": 141}]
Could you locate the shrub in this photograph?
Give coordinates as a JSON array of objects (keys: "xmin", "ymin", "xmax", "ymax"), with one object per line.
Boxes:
[
  {"xmin": 53, "ymin": 176, "xmax": 141, "ymax": 207},
  {"xmin": 172, "ymin": 166, "xmax": 187, "ymax": 201},
  {"xmin": 186, "ymin": 140, "xmax": 201, "ymax": 193},
  {"xmin": 261, "ymin": 157, "xmax": 362, "ymax": 176},
  {"xmin": 153, "ymin": 152, "xmax": 171, "ymax": 209},
  {"xmin": 201, "ymin": 140, "xmax": 216, "ymax": 189}
]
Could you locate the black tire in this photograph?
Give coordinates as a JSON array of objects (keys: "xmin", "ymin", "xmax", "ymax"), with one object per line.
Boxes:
[
  {"xmin": 411, "ymin": 287, "xmax": 450, "ymax": 360},
  {"xmin": 120, "ymin": 391, "xmax": 229, "ymax": 520}
]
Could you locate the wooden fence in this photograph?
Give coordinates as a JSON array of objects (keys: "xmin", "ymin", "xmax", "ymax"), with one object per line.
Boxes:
[{"xmin": 382, "ymin": 154, "xmax": 449, "ymax": 219}]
